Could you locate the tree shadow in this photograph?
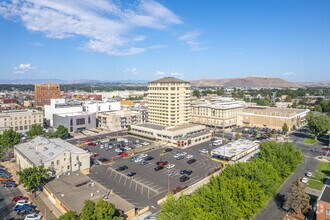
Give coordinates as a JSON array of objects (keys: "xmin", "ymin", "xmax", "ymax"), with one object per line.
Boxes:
[
  {"xmin": 274, "ymin": 193, "xmax": 285, "ymax": 209},
  {"xmin": 321, "ymin": 170, "xmax": 330, "ymax": 183}
]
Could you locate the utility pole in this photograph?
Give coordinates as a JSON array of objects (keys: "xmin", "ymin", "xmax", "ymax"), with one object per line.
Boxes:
[{"xmin": 167, "ymin": 168, "xmax": 171, "ymax": 194}]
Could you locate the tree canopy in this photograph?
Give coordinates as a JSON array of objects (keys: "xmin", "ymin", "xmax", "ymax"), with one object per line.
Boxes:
[
  {"xmin": 58, "ymin": 211, "xmax": 79, "ymax": 220},
  {"xmin": 306, "ymin": 112, "xmax": 330, "ymax": 138},
  {"xmin": 55, "ymin": 125, "xmax": 70, "ymax": 139},
  {"xmin": 284, "ymin": 178, "xmax": 310, "ymax": 215},
  {"xmin": 59, "ymin": 198, "xmax": 123, "ymax": 220},
  {"xmin": 158, "ymin": 141, "xmax": 303, "ymax": 220},
  {"xmin": 282, "ymin": 123, "xmax": 289, "ymax": 134},
  {"xmin": 17, "ymin": 166, "xmax": 50, "ymax": 191},
  {"xmin": 0, "ymin": 129, "xmax": 20, "ymax": 160},
  {"xmin": 28, "ymin": 124, "xmax": 44, "ymax": 138}
]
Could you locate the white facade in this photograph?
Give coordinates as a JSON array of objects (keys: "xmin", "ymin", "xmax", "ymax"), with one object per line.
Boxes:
[
  {"xmin": 14, "ymin": 136, "xmax": 90, "ymax": 175},
  {"xmin": 44, "ymin": 99, "xmax": 83, "ymax": 127},
  {"xmin": 82, "ymin": 101, "xmax": 120, "ymax": 113}
]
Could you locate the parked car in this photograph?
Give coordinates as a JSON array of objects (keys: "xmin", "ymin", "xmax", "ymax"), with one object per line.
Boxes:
[
  {"xmin": 168, "ymin": 171, "xmax": 176, "ymax": 176},
  {"xmin": 164, "ymin": 148, "xmax": 173, "ymax": 152},
  {"xmin": 144, "ymin": 215, "xmax": 156, "ymax": 220},
  {"xmin": 176, "ymin": 155, "xmax": 184, "ymax": 160},
  {"xmin": 167, "ymin": 164, "xmax": 175, "ymax": 169},
  {"xmin": 116, "ymin": 165, "xmax": 128, "ymax": 172},
  {"xmin": 154, "ymin": 165, "xmax": 164, "ymax": 171},
  {"xmin": 156, "ymin": 161, "xmax": 168, "ymax": 166},
  {"xmin": 24, "ymin": 214, "xmax": 42, "ymax": 220},
  {"xmin": 301, "ymin": 177, "xmax": 309, "ymax": 183},
  {"xmin": 4, "ymin": 181, "xmax": 17, "ymax": 187},
  {"xmin": 120, "ymin": 152, "xmax": 128, "ymax": 157},
  {"xmin": 13, "ymin": 205, "xmax": 34, "ymax": 212},
  {"xmin": 16, "ymin": 200, "xmax": 32, "ymax": 206},
  {"xmin": 180, "ymin": 170, "xmax": 192, "ymax": 175},
  {"xmin": 145, "ymin": 156, "xmax": 154, "ymax": 161},
  {"xmin": 186, "ymin": 155, "xmax": 193, "ymax": 159},
  {"xmin": 198, "ymin": 149, "xmax": 209, "ymax": 154},
  {"xmin": 87, "ymin": 142, "xmax": 96, "ymax": 146},
  {"xmin": 179, "ymin": 175, "xmax": 190, "ymax": 182},
  {"xmin": 1, "ymin": 180, "xmax": 15, "ymax": 184},
  {"xmin": 140, "ymin": 160, "xmax": 149, "ymax": 166},
  {"xmin": 127, "ymin": 172, "xmax": 136, "ymax": 177},
  {"xmin": 306, "ymin": 172, "xmax": 313, "ymax": 177},
  {"xmin": 0, "ymin": 177, "xmax": 10, "ymax": 181},
  {"xmin": 187, "ymin": 159, "xmax": 196, "ymax": 164},
  {"xmin": 90, "ymin": 153, "xmax": 99, "ymax": 159},
  {"xmin": 12, "ymin": 196, "xmax": 29, "ymax": 203}
]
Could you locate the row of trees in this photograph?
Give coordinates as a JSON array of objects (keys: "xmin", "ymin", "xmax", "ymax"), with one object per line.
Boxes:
[
  {"xmin": 28, "ymin": 124, "xmax": 69, "ymax": 139},
  {"xmin": 59, "ymin": 198, "xmax": 124, "ymax": 220},
  {"xmin": 158, "ymin": 141, "xmax": 304, "ymax": 220}
]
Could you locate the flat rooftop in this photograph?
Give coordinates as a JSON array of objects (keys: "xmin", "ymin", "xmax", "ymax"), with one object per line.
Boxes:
[
  {"xmin": 45, "ymin": 172, "xmax": 135, "ymax": 214},
  {"xmin": 211, "ymin": 139, "xmax": 259, "ymax": 159},
  {"xmin": 55, "ymin": 111, "xmax": 94, "ymax": 117},
  {"xmin": 14, "ymin": 136, "xmax": 87, "ymax": 166},
  {"xmin": 167, "ymin": 123, "xmax": 204, "ymax": 131},
  {"xmin": 193, "ymin": 101, "xmax": 245, "ymax": 110},
  {"xmin": 97, "ymin": 110, "xmax": 139, "ymax": 116},
  {"xmin": 134, "ymin": 123, "xmax": 166, "ymax": 130},
  {"xmin": 243, "ymin": 106, "xmax": 308, "ymax": 117},
  {"xmin": 319, "ymin": 185, "xmax": 330, "ymax": 203},
  {"xmin": 0, "ymin": 110, "xmax": 42, "ymax": 116}
]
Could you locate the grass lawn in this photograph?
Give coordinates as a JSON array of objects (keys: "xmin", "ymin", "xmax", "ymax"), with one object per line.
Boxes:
[
  {"xmin": 307, "ymin": 162, "xmax": 330, "ymax": 190},
  {"xmin": 303, "ymin": 138, "xmax": 318, "ymax": 145}
]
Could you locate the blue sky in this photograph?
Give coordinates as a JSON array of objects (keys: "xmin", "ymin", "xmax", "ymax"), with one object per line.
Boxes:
[{"xmin": 0, "ymin": 0, "xmax": 329, "ymax": 82}]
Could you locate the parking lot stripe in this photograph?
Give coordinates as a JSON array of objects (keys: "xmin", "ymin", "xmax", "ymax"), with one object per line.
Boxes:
[
  {"xmin": 124, "ymin": 177, "xmax": 127, "ymax": 185},
  {"xmin": 135, "ymin": 182, "xmax": 138, "ymax": 192},
  {"xmin": 119, "ymin": 175, "xmax": 122, "ymax": 182}
]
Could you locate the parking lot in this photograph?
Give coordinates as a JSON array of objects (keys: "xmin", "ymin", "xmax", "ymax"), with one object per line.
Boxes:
[
  {"xmin": 88, "ymin": 140, "xmax": 221, "ymax": 211},
  {"xmin": 83, "ymin": 135, "xmax": 154, "ymax": 164}
]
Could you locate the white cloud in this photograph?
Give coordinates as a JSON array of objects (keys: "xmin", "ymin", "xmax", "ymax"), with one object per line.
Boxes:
[
  {"xmin": 178, "ymin": 31, "xmax": 207, "ymax": 51},
  {"xmin": 30, "ymin": 42, "xmax": 43, "ymax": 46},
  {"xmin": 14, "ymin": 63, "xmax": 37, "ymax": 74},
  {"xmin": 123, "ymin": 67, "xmax": 139, "ymax": 75},
  {"xmin": 0, "ymin": 0, "xmax": 182, "ymax": 56},
  {"xmin": 281, "ymin": 72, "xmax": 295, "ymax": 76},
  {"xmin": 154, "ymin": 70, "xmax": 183, "ymax": 78}
]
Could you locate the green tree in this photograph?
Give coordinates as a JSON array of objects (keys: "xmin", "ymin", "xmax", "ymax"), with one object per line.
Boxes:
[
  {"xmin": 256, "ymin": 99, "xmax": 270, "ymax": 106},
  {"xmin": 292, "ymin": 125, "xmax": 297, "ymax": 131},
  {"xmin": 314, "ymin": 105, "xmax": 322, "ymax": 112},
  {"xmin": 282, "ymin": 123, "xmax": 289, "ymax": 134},
  {"xmin": 284, "ymin": 179, "xmax": 311, "ymax": 214},
  {"xmin": 127, "ymin": 125, "xmax": 131, "ymax": 132},
  {"xmin": 28, "ymin": 124, "xmax": 44, "ymax": 138},
  {"xmin": 55, "ymin": 125, "xmax": 70, "ymax": 139},
  {"xmin": 80, "ymin": 200, "xmax": 96, "ymax": 220},
  {"xmin": 58, "ymin": 211, "xmax": 79, "ymax": 220},
  {"xmin": 192, "ymin": 90, "xmax": 201, "ymax": 98},
  {"xmin": 306, "ymin": 112, "xmax": 330, "ymax": 139},
  {"xmin": 0, "ymin": 129, "xmax": 20, "ymax": 147},
  {"xmin": 235, "ymin": 133, "xmax": 241, "ymax": 140},
  {"xmin": 94, "ymin": 198, "xmax": 116, "ymax": 220},
  {"xmin": 320, "ymin": 100, "xmax": 330, "ymax": 113},
  {"xmin": 17, "ymin": 166, "xmax": 50, "ymax": 192}
]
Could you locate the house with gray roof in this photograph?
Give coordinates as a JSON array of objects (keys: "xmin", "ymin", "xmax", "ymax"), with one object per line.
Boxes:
[{"xmin": 14, "ymin": 136, "xmax": 90, "ymax": 175}]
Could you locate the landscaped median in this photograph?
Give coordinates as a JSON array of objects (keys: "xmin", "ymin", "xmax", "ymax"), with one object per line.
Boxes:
[
  {"xmin": 303, "ymin": 138, "xmax": 318, "ymax": 145},
  {"xmin": 307, "ymin": 162, "xmax": 330, "ymax": 190}
]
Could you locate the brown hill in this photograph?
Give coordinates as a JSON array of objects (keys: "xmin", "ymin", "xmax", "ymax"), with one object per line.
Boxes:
[{"xmin": 191, "ymin": 77, "xmax": 302, "ymax": 88}]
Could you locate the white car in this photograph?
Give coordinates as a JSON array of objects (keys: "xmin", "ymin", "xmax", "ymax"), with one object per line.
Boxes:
[
  {"xmin": 115, "ymin": 149, "xmax": 122, "ymax": 153},
  {"xmin": 199, "ymin": 149, "xmax": 209, "ymax": 154},
  {"xmin": 142, "ymin": 142, "xmax": 149, "ymax": 146},
  {"xmin": 174, "ymin": 154, "xmax": 181, "ymax": 158},
  {"xmin": 301, "ymin": 177, "xmax": 309, "ymax": 183},
  {"xmin": 16, "ymin": 200, "xmax": 32, "ymax": 206},
  {"xmin": 306, "ymin": 172, "xmax": 313, "ymax": 177},
  {"xmin": 186, "ymin": 155, "xmax": 193, "ymax": 159},
  {"xmin": 139, "ymin": 154, "xmax": 148, "ymax": 158},
  {"xmin": 134, "ymin": 157, "xmax": 143, "ymax": 163},
  {"xmin": 181, "ymin": 152, "xmax": 187, "ymax": 156},
  {"xmin": 167, "ymin": 164, "xmax": 175, "ymax": 169},
  {"xmin": 24, "ymin": 214, "xmax": 42, "ymax": 220}
]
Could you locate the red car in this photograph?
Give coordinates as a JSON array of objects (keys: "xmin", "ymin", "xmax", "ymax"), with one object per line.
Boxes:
[
  {"xmin": 87, "ymin": 142, "xmax": 96, "ymax": 146},
  {"xmin": 12, "ymin": 196, "xmax": 29, "ymax": 203},
  {"xmin": 84, "ymin": 139, "xmax": 92, "ymax": 143},
  {"xmin": 120, "ymin": 152, "xmax": 128, "ymax": 157},
  {"xmin": 156, "ymin": 161, "xmax": 168, "ymax": 166},
  {"xmin": 90, "ymin": 153, "xmax": 99, "ymax": 158},
  {"xmin": 322, "ymin": 148, "xmax": 330, "ymax": 151}
]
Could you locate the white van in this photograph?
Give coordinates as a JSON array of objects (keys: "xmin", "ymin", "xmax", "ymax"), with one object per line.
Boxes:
[{"xmin": 212, "ymin": 139, "xmax": 222, "ymax": 146}]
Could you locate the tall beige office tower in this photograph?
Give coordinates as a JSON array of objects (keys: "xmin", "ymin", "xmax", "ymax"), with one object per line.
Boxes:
[{"xmin": 147, "ymin": 77, "xmax": 190, "ymax": 126}]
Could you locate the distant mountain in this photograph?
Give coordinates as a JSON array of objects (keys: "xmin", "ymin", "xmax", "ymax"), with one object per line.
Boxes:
[
  {"xmin": 300, "ymin": 80, "xmax": 330, "ymax": 87},
  {"xmin": 191, "ymin": 77, "xmax": 303, "ymax": 88},
  {"xmin": 0, "ymin": 79, "xmax": 68, "ymax": 84}
]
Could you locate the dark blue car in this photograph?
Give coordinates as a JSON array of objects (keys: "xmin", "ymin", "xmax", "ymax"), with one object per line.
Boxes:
[
  {"xmin": 4, "ymin": 182, "xmax": 17, "ymax": 187},
  {"xmin": 13, "ymin": 204, "xmax": 34, "ymax": 211}
]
